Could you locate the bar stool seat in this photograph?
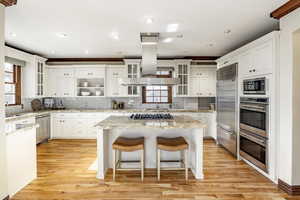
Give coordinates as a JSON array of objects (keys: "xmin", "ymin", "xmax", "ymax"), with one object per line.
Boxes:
[
  {"xmin": 112, "ymin": 137, "xmax": 145, "ymax": 181},
  {"xmin": 157, "ymin": 137, "xmax": 188, "ymax": 151},
  {"xmin": 113, "ymin": 137, "xmax": 144, "ymax": 152},
  {"xmin": 157, "ymin": 136, "xmax": 189, "ymax": 181}
]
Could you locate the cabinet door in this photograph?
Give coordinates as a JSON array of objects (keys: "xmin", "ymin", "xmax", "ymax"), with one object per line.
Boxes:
[
  {"xmin": 107, "ymin": 67, "xmax": 127, "ymax": 96},
  {"xmin": 46, "ymin": 69, "xmax": 58, "ymax": 97},
  {"xmin": 253, "ymin": 41, "xmax": 273, "ymax": 75},
  {"xmin": 75, "ymin": 67, "xmax": 105, "ymax": 78},
  {"xmin": 59, "ymin": 77, "xmax": 75, "ymax": 97},
  {"xmin": 239, "ymin": 51, "xmax": 253, "ymax": 78},
  {"xmin": 52, "ymin": 118, "xmax": 64, "ymax": 138},
  {"xmin": 189, "ymin": 77, "xmax": 200, "ymax": 96}
]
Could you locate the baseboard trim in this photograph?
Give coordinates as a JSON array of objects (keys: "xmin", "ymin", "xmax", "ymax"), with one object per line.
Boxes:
[
  {"xmin": 278, "ymin": 179, "xmax": 300, "ymax": 195},
  {"xmin": 3, "ymin": 195, "xmax": 9, "ymax": 200}
]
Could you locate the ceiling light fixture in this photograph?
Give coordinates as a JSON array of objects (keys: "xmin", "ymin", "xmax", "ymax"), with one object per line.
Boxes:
[
  {"xmin": 111, "ymin": 32, "xmax": 120, "ymax": 40},
  {"xmin": 224, "ymin": 29, "xmax": 232, "ymax": 34},
  {"xmin": 85, "ymin": 50, "xmax": 89, "ymax": 54},
  {"xmin": 162, "ymin": 38, "xmax": 173, "ymax": 43},
  {"xmin": 51, "ymin": 50, "xmax": 56, "ymax": 54},
  {"xmin": 10, "ymin": 32, "xmax": 17, "ymax": 37},
  {"xmin": 146, "ymin": 17, "xmax": 154, "ymax": 24},
  {"xmin": 167, "ymin": 24, "xmax": 179, "ymax": 32},
  {"xmin": 56, "ymin": 33, "xmax": 68, "ymax": 38}
]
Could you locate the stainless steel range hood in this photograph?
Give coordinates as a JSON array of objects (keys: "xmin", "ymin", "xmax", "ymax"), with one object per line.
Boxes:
[{"xmin": 120, "ymin": 33, "xmax": 180, "ymax": 86}]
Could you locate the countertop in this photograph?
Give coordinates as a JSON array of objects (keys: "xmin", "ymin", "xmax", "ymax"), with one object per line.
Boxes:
[
  {"xmin": 6, "ymin": 123, "xmax": 39, "ymax": 136},
  {"xmin": 95, "ymin": 115, "xmax": 206, "ymax": 130},
  {"xmin": 5, "ymin": 109, "xmax": 216, "ymax": 122}
]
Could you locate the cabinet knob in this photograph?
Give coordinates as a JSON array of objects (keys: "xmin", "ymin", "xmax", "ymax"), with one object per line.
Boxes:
[{"xmin": 253, "ymin": 69, "xmax": 256, "ymax": 72}]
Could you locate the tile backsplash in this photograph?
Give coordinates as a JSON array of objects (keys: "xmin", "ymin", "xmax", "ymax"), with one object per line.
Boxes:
[{"xmin": 5, "ymin": 97, "xmax": 215, "ymax": 115}]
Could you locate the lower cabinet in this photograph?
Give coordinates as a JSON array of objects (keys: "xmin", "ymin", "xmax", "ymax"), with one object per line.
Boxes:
[{"xmin": 51, "ymin": 113, "xmax": 110, "ymax": 139}]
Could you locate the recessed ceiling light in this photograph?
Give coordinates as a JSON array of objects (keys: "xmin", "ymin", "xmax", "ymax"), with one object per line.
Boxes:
[
  {"xmin": 146, "ymin": 17, "xmax": 154, "ymax": 24},
  {"xmin": 111, "ymin": 32, "xmax": 119, "ymax": 40},
  {"xmin": 224, "ymin": 29, "xmax": 232, "ymax": 34},
  {"xmin": 51, "ymin": 50, "xmax": 56, "ymax": 54},
  {"xmin": 167, "ymin": 24, "xmax": 179, "ymax": 33},
  {"xmin": 10, "ymin": 32, "xmax": 17, "ymax": 37},
  {"xmin": 85, "ymin": 50, "xmax": 89, "ymax": 54},
  {"xmin": 162, "ymin": 38, "xmax": 173, "ymax": 43},
  {"xmin": 56, "ymin": 33, "xmax": 68, "ymax": 38}
]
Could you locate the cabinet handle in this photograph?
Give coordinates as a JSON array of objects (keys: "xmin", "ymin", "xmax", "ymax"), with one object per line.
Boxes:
[{"xmin": 249, "ymin": 70, "xmax": 252, "ymax": 73}]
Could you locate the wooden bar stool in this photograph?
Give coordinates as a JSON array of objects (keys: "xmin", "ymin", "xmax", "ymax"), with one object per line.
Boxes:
[
  {"xmin": 112, "ymin": 137, "xmax": 145, "ymax": 181},
  {"xmin": 156, "ymin": 136, "xmax": 189, "ymax": 181}
]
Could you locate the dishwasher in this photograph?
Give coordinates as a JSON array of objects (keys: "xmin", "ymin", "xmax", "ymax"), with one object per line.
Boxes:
[{"xmin": 36, "ymin": 114, "xmax": 50, "ymax": 144}]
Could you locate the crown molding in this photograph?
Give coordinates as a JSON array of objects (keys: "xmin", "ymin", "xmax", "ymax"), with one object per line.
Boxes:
[{"xmin": 271, "ymin": 0, "xmax": 300, "ymax": 19}]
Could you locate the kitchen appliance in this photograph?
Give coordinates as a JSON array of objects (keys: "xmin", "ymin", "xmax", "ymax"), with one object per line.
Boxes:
[
  {"xmin": 36, "ymin": 114, "xmax": 50, "ymax": 144},
  {"xmin": 216, "ymin": 63, "xmax": 238, "ymax": 156},
  {"xmin": 120, "ymin": 33, "xmax": 180, "ymax": 86},
  {"xmin": 240, "ymin": 97, "xmax": 268, "ymax": 138},
  {"xmin": 43, "ymin": 98, "xmax": 55, "ymax": 109},
  {"xmin": 239, "ymin": 97, "xmax": 269, "ymax": 172},
  {"xmin": 130, "ymin": 113, "xmax": 174, "ymax": 120},
  {"xmin": 243, "ymin": 77, "xmax": 266, "ymax": 95},
  {"xmin": 240, "ymin": 130, "xmax": 268, "ymax": 172}
]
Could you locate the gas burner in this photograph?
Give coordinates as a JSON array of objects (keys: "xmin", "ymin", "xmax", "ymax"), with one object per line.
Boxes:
[{"xmin": 129, "ymin": 113, "xmax": 174, "ymax": 120}]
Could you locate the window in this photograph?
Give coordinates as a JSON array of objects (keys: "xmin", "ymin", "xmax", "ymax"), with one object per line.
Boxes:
[
  {"xmin": 4, "ymin": 63, "xmax": 21, "ymax": 106},
  {"xmin": 142, "ymin": 71, "xmax": 172, "ymax": 104}
]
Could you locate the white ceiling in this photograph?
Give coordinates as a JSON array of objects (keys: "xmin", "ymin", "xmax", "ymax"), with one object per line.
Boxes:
[{"xmin": 5, "ymin": 0, "xmax": 287, "ymax": 58}]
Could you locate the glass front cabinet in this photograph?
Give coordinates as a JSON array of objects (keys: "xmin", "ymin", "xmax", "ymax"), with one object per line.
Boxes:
[
  {"xmin": 175, "ymin": 60, "xmax": 191, "ymax": 96},
  {"xmin": 125, "ymin": 60, "xmax": 140, "ymax": 96}
]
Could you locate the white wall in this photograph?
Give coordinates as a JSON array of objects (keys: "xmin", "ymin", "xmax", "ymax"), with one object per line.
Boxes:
[
  {"xmin": 278, "ymin": 7, "xmax": 300, "ymax": 185},
  {"xmin": 0, "ymin": 4, "xmax": 8, "ymax": 200}
]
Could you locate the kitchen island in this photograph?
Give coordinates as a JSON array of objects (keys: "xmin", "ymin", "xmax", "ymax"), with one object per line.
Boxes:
[{"xmin": 95, "ymin": 115, "xmax": 206, "ymax": 180}]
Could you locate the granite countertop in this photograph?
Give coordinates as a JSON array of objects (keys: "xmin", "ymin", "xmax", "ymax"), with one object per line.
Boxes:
[
  {"xmin": 6, "ymin": 123, "xmax": 40, "ymax": 136},
  {"xmin": 5, "ymin": 109, "xmax": 216, "ymax": 122},
  {"xmin": 95, "ymin": 115, "xmax": 207, "ymax": 130}
]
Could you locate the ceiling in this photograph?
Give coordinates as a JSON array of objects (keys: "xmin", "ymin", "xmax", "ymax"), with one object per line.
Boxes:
[{"xmin": 5, "ymin": 0, "xmax": 287, "ymax": 58}]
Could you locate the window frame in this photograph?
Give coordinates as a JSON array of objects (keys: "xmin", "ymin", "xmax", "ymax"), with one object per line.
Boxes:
[
  {"xmin": 142, "ymin": 72, "xmax": 173, "ymax": 104},
  {"xmin": 4, "ymin": 64, "xmax": 21, "ymax": 106}
]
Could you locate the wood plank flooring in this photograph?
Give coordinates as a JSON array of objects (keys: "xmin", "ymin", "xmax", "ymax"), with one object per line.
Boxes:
[{"xmin": 10, "ymin": 139, "xmax": 300, "ymax": 200}]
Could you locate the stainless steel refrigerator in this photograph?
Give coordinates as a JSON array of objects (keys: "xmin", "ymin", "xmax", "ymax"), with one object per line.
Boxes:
[{"xmin": 216, "ymin": 64, "xmax": 238, "ymax": 156}]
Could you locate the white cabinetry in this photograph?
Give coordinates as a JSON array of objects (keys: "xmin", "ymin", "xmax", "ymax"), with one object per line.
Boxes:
[
  {"xmin": 74, "ymin": 67, "xmax": 105, "ymax": 78},
  {"xmin": 126, "ymin": 62, "xmax": 140, "ymax": 96},
  {"xmin": 189, "ymin": 67, "xmax": 216, "ymax": 97},
  {"xmin": 23, "ymin": 56, "xmax": 47, "ymax": 98},
  {"xmin": 175, "ymin": 61, "xmax": 191, "ymax": 96},
  {"xmin": 106, "ymin": 66, "xmax": 127, "ymax": 97},
  {"xmin": 51, "ymin": 113, "xmax": 110, "ymax": 139},
  {"xmin": 46, "ymin": 68, "xmax": 75, "ymax": 97},
  {"xmin": 239, "ymin": 40, "xmax": 273, "ymax": 78}
]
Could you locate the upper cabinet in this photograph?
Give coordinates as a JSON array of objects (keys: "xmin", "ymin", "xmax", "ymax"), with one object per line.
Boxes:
[
  {"xmin": 23, "ymin": 56, "xmax": 47, "ymax": 98},
  {"xmin": 189, "ymin": 67, "xmax": 216, "ymax": 97},
  {"xmin": 217, "ymin": 31, "xmax": 279, "ymax": 79},
  {"xmin": 239, "ymin": 40, "xmax": 274, "ymax": 78},
  {"xmin": 74, "ymin": 67, "xmax": 105, "ymax": 78},
  {"xmin": 46, "ymin": 67, "xmax": 75, "ymax": 97},
  {"xmin": 175, "ymin": 60, "xmax": 191, "ymax": 96},
  {"xmin": 106, "ymin": 66, "xmax": 127, "ymax": 97},
  {"xmin": 125, "ymin": 60, "xmax": 141, "ymax": 96}
]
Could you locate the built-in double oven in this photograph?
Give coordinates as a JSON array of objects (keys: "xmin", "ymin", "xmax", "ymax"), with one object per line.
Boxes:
[{"xmin": 239, "ymin": 97, "xmax": 269, "ymax": 172}]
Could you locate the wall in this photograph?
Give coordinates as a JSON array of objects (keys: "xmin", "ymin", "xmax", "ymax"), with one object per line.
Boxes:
[
  {"xmin": 278, "ymin": 7, "xmax": 300, "ymax": 186},
  {"xmin": 292, "ymin": 30, "xmax": 300, "ymax": 185},
  {"xmin": 0, "ymin": 4, "xmax": 8, "ymax": 200},
  {"xmin": 55, "ymin": 97, "xmax": 209, "ymax": 110}
]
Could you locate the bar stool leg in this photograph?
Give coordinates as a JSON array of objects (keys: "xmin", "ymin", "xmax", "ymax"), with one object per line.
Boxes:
[
  {"xmin": 185, "ymin": 149, "xmax": 188, "ymax": 182},
  {"xmin": 113, "ymin": 149, "xmax": 116, "ymax": 181},
  {"xmin": 141, "ymin": 149, "xmax": 144, "ymax": 181},
  {"xmin": 157, "ymin": 149, "xmax": 160, "ymax": 181}
]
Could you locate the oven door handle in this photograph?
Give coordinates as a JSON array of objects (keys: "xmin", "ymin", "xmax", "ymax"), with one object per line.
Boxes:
[
  {"xmin": 240, "ymin": 105, "xmax": 266, "ymax": 113},
  {"xmin": 240, "ymin": 132, "xmax": 267, "ymax": 147}
]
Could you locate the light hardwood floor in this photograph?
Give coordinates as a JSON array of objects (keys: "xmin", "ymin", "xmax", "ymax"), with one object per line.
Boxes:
[{"xmin": 10, "ymin": 139, "xmax": 300, "ymax": 200}]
